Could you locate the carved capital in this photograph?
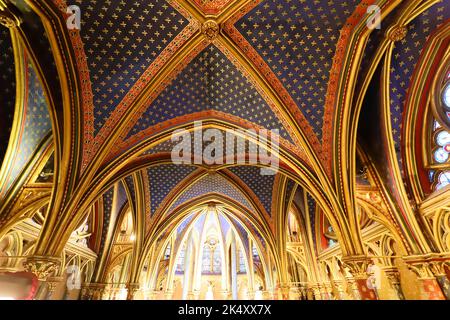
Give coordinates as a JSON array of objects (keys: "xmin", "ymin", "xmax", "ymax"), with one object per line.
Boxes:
[
  {"xmin": 82, "ymin": 283, "xmax": 107, "ymax": 300},
  {"xmin": 403, "ymin": 254, "xmax": 450, "ymax": 279},
  {"xmin": 342, "ymin": 256, "xmax": 371, "ymax": 280},
  {"xmin": 308, "ymin": 283, "xmax": 322, "ymax": 300},
  {"xmin": 382, "ymin": 267, "xmax": 401, "ymax": 285},
  {"xmin": 24, "ymin": 256, "xmax": 60, "ymax": 281},
  {"xmin": 406, "ymin": 261, "xmax": 434, "ymax": 279},
  {"xmin": 429, "ymin": 260, "xmax": 450, "ymax": 277},
  {"xmin": 126, "ymin": 283, "xmax": 140, "ymax": 300},
  {"xmin": 202, "ymin": 20, "xmax": 219, "ymax": 41}
]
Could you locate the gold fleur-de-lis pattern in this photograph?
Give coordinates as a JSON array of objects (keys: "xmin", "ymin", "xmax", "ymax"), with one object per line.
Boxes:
[
  {"xmin": 168, "ymin": 173, "xmax": 253, "ymax": 214},
  {"xmin": 5, "ymin": 57, "xmax": 51, "ymax": 191},
  {"xmin": 126, "ymin": 45, "xmax": 293, "ymax": 142},
  {"xmin": 228, "ymin": 166, "xmax": 275, "ymax": 216},
  {"xmin": 389, "ymin": 3, "xmax": 449, "ymax": 176},
  {"xmin": 147, "ymin": 164, "xmax": 196, "ymax": 216},
  {"xmin": 0, "ymin": 27, "xmax": 15, "ymax": 160},
  {"xmin": 74, "ymin": 0, "xmax": 189, "ymax": 135},
  {"xmin": 235, "ymin": 0, "xmax": 359, "ymax": 140}
]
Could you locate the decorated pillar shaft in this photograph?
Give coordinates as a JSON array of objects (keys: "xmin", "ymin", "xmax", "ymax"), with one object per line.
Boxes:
[
  {"xmin": 342, "ymin": 257, "xmax": 377, "ymax": 300},
  {"xmin": 382, "ymin": 267, "xmax": 405, "ymax": 300},
  {"xmin": 405, "ymin": 257, "xmax": 448, "ymax": 300}
]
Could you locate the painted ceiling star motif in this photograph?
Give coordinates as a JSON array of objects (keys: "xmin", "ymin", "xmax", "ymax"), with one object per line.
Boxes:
[
  {"xmin": 51, "ymin": 0, "xmax": 200, "ymax": 170},
  {"xmin": 111, "ymin": 42, "xmax": 305, "ymax": 161}
]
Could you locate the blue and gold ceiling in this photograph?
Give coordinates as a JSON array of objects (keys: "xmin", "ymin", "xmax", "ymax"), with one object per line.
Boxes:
[
  {"xmin": 0, "ymin": 51, "xmax": 52, "ymax": 194},
  {"xmin": 232, "ymin": 0, "xmax": 359, "ymax": 141},
  {"xmin": 124, "ymin": 44, "xmax": 293, "ymax": 144},
  {"xmin": 4, "ymin": 0, "xmax": 449, "ymax": 258},
  {"xmin": 77, "ymin": 0, "xmax": 191, "ymax": 136},
  {"xmin": 167, "ymin": 173, "xmax": 254, "ymax": 215},
  {"xmin": 147, "ymin": 164, "xmax": 196, "ymax": 216},
  {"xmin": 0, "ymin": 26, "xmax": 15, "ymax": 162},
  {"xmin": 227, "ymin": 166, "xmax": 275, "ymax": 216},
  {"xmin": 389, "ymin": 3, "xmax": 450, "ymax": 177}
]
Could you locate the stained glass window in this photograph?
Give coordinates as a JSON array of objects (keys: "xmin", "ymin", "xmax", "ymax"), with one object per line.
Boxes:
[
  {"xmin": 252, "ymin": 245, "xmax": 258, "ymax": 258},
  {"xmin": 436, "ymin": 171, "xmax": 450, "ymax": 190},
  {"xmin": 212, "ymin": 248, "xmax": 221, "ymax": 274},
  {"xmin": 443, "ymin": 83, "xmax": 450, "ymax": 110},
  {"xmin": 428, "ymin": 75, "xmax": 450, "ymax": 191},
  {"xmin": 239, "ymin": 249, "xmax": 246, "ymax": 273},
  {"xmin": 176, "ymin": 245, "xmax": 185, "ymax": 273},
  {"xmin": 202, "ymin": 245, "xmax": 211, "ymax": 273},
  {"xmin": 432, "ymin": 124, "xmax": 450, "ymax": 164}
]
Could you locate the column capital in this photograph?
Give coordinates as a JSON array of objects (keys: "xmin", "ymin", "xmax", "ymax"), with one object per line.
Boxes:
[
  {"xmin": 402, "ymin": 254, "xmax": 449, "ymax": 300},
  {"xmin": 23, "ymin": 256, "xmax": 61, "ymax": 281},
  {"xmin": 381, "ymin": 267, "xmax": 405, "ymax": 300},
  {"xmin": 382, "ymin": 266, "xmax": 401, "ymax": 284},
  {"xmin": 341, "ymin": 256, "xmax": 371, "ymax": 280},
  {"xmin": 403, "ymin": 253, "xmax": 450, "ymax": 279},
  {"xmin": 82, "ymin": 283, "xmax": 107, "ymax": 300},
  {"xmin": 308, "ymin": 283, "xmax": 322, "ymax": 300},
  {"xmin": 126, "ymin": 283, "xmax": 140, "ymax": 300}
]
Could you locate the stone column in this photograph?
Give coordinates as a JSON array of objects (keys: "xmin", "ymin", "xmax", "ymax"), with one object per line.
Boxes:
[
  {"xmin": 430, "ymin": 261, "xmax": 450, "ymax": 300},
  {"xmin": 332, "ymin": 280, "xmax": 346, "ymax": 300},
  {"xmin": 126, "ymin": 283, "xmax": 140, "ymax": 300},
  {"xmin": 298, "ymin": 284, "xmax": 308, "ymax": 300},
  {"xmin": 320, "ymin": 282, "xmax": 333, "ymax": 300},
  {"xmin": 279, "ymin": 284, "xmax": 290, "ymax": 300},
  {"xmin": 405, "ymin": 258, "xmax": 447, "ymax": 300},
  {"xmin": 23, "ymin": 256, "xmax": 60, "ymax": 300},
  {"xmin": 309, "ymin": 283, "xmax": 322, "ymax": 300},
  {"xmin": 382, "ymin": 267, "xmax": 405, "ymax": 300},
  {"xmin": 230, "ymin": 235, "xmax": 238, "ymax": 300},
  {"xmin": 45, "ymin": 276, "xmax": 63, "ymax": 300},
  {"xmin": 345, "ymin": 276, "xmax": 361, "ymax": 300},
  {"xmin": 342, "ymin": 257, "xmax": 377, "ymax": 300}
]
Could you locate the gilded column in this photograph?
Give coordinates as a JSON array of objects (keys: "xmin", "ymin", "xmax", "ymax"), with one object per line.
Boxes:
[
  {"xmin": 308, "ymin": 283, "xmax": 322, "ymax": 300},
  {"xmin": 279, "ymin": 284, "xmax": 290, "ymax": 300},
  {"xmin": 23, "ymin": 256, "xmax": 60, "ymax": 300},
  {"xmin": 342, "ymin": 257, "xmax": 377, "ymax": 300},
  {"xmin": 126, "ymin": 283, "xmax": 140, "ymax": 300},
  {"xmin": 382, "ymin": 267, "xmax": 405, "ymax": 300},
  {"xmin": 332, "ymin": 280, "xmax": 346, "ymax": 300},
  {"xmin": 45, "ymin": 276, "xmax": 63, "ymax": 300},
  {"xmin": 430, "ymin": 261, "xmax": 450, "ymax": 300},
  {"xmin": 404, "ymin": 256, "xmax": 447, "ymax": 300}
]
